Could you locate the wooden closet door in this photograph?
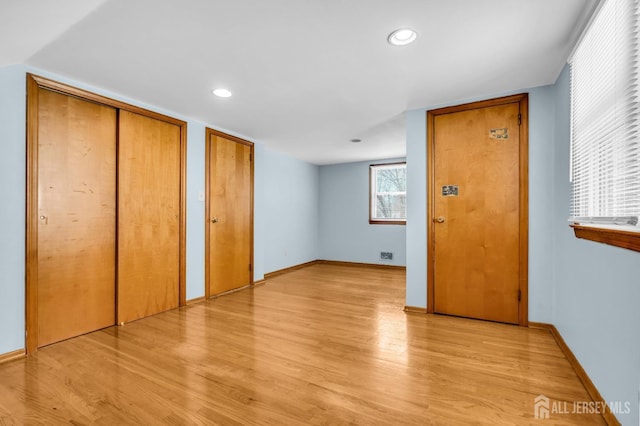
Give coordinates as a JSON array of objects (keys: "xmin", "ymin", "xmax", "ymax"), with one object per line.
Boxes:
[
  {"xmin": 117, "ymin": 110, "xmax": 181, "ymax": 323},
  {"xmin": 207, "ymin": 132, "xmax": 253, "ymax": 296},
  {"xmin": 427, "ymin": 94, "xmax": 528, "ymax": 325},
  {"xmin": 432, "ymin": 103, "xmax": 520, "ymax": 324},
  {"xmin": 37, "ymin": 89, "xmax": 116, "ymax": 347}
]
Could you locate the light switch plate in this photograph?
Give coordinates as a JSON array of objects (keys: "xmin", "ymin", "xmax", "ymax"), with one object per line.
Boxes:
[{"xmin": 198, "ymin": 191, "xmax": 205, "ymax": 202}]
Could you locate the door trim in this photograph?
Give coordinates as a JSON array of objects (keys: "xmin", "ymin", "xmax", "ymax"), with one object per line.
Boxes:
[
  {"xmin": 204, "ymin": 128, "xmax": 255, "ymax": 299},
  {"xmin": 25, "ymin": 74, "xmax": 188, "ymax": 353},
  {"xmin": 426, "ymin": 93, "xmax": 529, "ymax": 326}
]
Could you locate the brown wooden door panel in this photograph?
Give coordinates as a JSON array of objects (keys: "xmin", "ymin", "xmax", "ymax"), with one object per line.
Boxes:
[
  {"xmin": 208, "ymin": 132, "xmax": 253, "ymax": 296},
  {"xmin": 431, "ymin": 99, "xmax": 524, "ymax": 324},
  {"xmin": 37, "ymin": 89, "xmax": 117, "ymax": 346},
  {"xmin": 118, "ymin": 110, "xmax": 181, "ymax": 323},
  {"xmin": 27, "ymin": 74, "xmax": 188, "ymax": 352}
]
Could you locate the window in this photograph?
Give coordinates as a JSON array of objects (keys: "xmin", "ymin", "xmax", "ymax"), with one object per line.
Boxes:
[
  {"xmin": 369, "ymin": 162, "xmax": 406, "ymax": 224},
  {"xmin": 569, "ymin": 0, "xmax": 640, "ymax": 252}
]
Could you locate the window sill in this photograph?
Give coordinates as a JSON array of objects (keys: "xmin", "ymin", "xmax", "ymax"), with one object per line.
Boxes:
[
  {"xmin": 570, "ymin": 224, "xmax": 640, "ymax": 253},
  {"xmin": 369, "ymin": 220, "xmax": 406, "ymax": 225}
]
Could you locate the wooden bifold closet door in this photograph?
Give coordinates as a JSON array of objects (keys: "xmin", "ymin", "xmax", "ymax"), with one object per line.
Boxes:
[
  {"xmin": 117, "ymin": 111, "xmax": 181, "ymax": 324},
  {"xmin": 36, "ymin": 89, "xmax": 117, "ymax": 347},
  {"xmin": 27, "ymin": 75, "xmax": 186, "ymax": 352}
]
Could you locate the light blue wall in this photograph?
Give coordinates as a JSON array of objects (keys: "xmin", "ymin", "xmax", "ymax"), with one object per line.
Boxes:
[
  {"xmin": 0, "ymin": 64, "xmax": 27, "ymax": 354},
  {"xmin": 253, "ymin": 143, "xmax": 266, "ymax": 281},
  {"xmin": 263, "ymin": 148, "xmax": 319, "ymax": 273},
  {"xmin": 528, "ymin": 86, "xmax": 556, "ymax": 321},
  {"xmin": 185, "ymin": 121, "xmax": 206, "ymax": 300},
  {"xmin": 405, "ymin": 111, "xmax": 427, "ymax": 304},
  {"xmin": 319, "ymin": 158, "xmax": 407, "ymax": 266},
  {"xmin": 405, "ymin": 88, "xmax": 556, "ymax": 321},
  {"xmin": 552, "ymin": 65, "xmax": 639, "ymax": 426}
]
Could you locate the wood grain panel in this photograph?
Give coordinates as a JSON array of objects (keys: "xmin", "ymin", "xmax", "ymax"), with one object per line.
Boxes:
[
  {"xmin": 36, "ymin": 89, "xmax": 117, "ymax": 346},
  {"xmin": 0, "ymin": 264, "xmax": 605, "ymax": 425},
  {"xmin": 571, "ymin": 224, "xmax": 640, "ymax": 253},
  {"xmin": 431, "ymin": 100, "xmax": 521, "ymax": 324},
  {"xmin": 118, "ymin": 110, "xmax": 181, "ymax": 323},
  {"xmin": 207, "ymin": 130, "xmax": 253, "ymax": 297}
]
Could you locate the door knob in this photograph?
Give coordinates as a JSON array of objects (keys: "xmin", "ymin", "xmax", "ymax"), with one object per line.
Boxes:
[
  {"xmin": 435, "ymin": 216, "xmax": 445, "ymax": 223},
  {"xmin": 211, "ymin": 217, "xmax": 219, "ymax": 223}
]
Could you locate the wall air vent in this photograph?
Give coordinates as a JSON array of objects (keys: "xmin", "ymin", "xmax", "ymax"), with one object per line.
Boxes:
[{"xmin": 380, "ymin": 252, "xmax": 393, "ymax": 261}]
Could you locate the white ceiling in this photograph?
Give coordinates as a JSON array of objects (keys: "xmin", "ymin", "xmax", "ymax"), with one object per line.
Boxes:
[
  {"xmin": 0, "ymin": 0, "xmax": 108, "ymax": 67},
  {"xmin": 3, "ymin": 0, "xmax": 597, "ymax": 165}
]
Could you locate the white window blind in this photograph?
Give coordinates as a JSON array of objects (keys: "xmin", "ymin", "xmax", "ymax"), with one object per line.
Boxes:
[{"xmin": 569, "ymin": 0, "xmax": 640, "ymax": 228}]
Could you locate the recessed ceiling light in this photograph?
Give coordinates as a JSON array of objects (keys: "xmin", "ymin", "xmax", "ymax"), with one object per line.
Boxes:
[
  {"xmin": 350, "ymin": 139, "xmax": 362, "ymax": 143},
  {"xmin": 212, "ymin": 88, "xmax": 232, "ymax": 98},
  {"xmin": 387, "ymin": 28, "xmax": 417, "ymax": 46}
]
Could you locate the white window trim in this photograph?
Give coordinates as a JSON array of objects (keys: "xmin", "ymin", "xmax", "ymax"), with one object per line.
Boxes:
[{"xmin": 369, "ymin": 162, "xmax": 407, "ymax": 225}]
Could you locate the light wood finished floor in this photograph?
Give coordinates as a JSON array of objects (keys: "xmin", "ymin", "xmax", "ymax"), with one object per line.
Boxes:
[{"xmin": 0, "ymin": 264, "xmax": 605, "ymax": 425}]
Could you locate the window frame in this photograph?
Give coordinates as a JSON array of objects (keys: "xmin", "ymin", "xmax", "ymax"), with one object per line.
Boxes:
[
  {"xmin": 568, "ymin": 0, "xmax": 640, "ymax": 252},
  {"xmin": 369, "ymin": 162, "xmax": 407, "ymax": 225}
]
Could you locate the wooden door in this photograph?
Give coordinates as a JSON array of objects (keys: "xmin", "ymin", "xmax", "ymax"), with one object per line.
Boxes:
[
  {"xmin": 118, "ymin": 110, "xmax": 181, "ymax": 323},
  {"xmin": 206, "ymin": 129, "xmax": 253, "ymax": 297},
  {"xmin": 36, "ymin": 89, "xmax": 117, "ymax": 346},
  {"xmin": 428, "ymin": 95, "xmax": 528, "ymax": 325}
]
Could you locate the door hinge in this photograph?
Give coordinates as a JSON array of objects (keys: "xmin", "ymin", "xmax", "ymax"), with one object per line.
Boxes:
[
  {"xmin": 517, "ymin": 113, "xmax": 522, "ymax": 126},
  {"xmin": 249, "ymin": 263, "xmax": 252, "ymax": 272},
  {"xmin": 518, "ymin": 289, "xmax": 522, "ymax": 301},
  {"xmin": 249, "ymin": 153, "xmax": 253, "ymax": 161}
]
